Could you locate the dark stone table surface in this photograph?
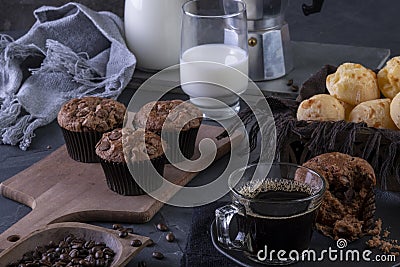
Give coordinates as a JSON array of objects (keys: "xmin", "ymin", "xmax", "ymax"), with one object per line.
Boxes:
[{"xmin": 1, "ymin": 0, "xmax": 400, "ymax": 266}]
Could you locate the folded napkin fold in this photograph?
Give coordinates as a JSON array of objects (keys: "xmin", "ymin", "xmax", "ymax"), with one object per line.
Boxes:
[{"xmin": 0, "ymin": 2, "xmax": 136, "ymax": 150}]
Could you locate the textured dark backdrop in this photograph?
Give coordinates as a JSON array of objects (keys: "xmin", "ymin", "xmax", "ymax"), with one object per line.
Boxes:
[
  {"xmin": 1, "ymin": 0, "xmax": 400, "ymax": 56},
  {"xmin": 287, "ymin": 0, "xmax": 400, "ymax": 56}
]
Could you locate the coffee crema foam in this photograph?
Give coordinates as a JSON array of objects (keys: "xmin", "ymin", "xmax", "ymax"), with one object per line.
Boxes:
[{"xmin": 237, "ymin": 178, "xmax": 316, "ymax": 199}]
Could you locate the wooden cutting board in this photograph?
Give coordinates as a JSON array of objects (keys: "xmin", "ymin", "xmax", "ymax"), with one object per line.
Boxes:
[{"xmin": 0, "ymin": 124, "xmax": 241, "ymax": 251}]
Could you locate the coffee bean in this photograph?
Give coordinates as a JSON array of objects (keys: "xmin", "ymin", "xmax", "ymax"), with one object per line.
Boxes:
[
  {"xmin": 166, "ymin": 232, "xmax": 175, "ymax": 242},
  {"xmin": 69, "ymin": 249, "xmax": 79, "ymax": 258},
  {"xmin": 291, "ymin": 85, "xmax": 299, "ymax": 92},
  {"xmin": 138, "ymin": 260, "xmax": 147, "ymax": 267},
  {"xmin": 118, "ymin": 231, "xmax": 128, "ymax": 238},
  {"xmin": 95, "ymin": 250, "xmax": 104, "ymax": 259},
  {"xmin": 130, "ymin": 239, "xmax": 142, "ymax": 247},
  {"xmin": 156, "ymin": 223, "xmax": 168, "ymax": 231},
  {"xmin": 94, "ymin": 245, "xmax": 104, "ymax": 253},
  {"xmin": 112, "ymin": 224, "xmax": 123, "ymax": 230},
  {"xmin": 64, "ymin": 234, "xmax": 75, "ymax": 243},
  {"xmin": 103, "ymin": 247, "xmax": 115, "ymax": 256},
  {"xmin": 146, "ymin": 239, "xmax": 155, "ymax": 247},
  {"xmin": 84, "ymin": 240, "xmax": 95, "ymax": 249},
  {"xmin": 41, "ymin": 255, "xmax": 51, "ymax": 262},
  {"xmin": 42, "ymin": 255, "xmax": 50, "ymax": 262},
  {"xmin": 286, "ymin": 79, "xmax": 294, "ymax": 86},
  {"xmin": 71, "ymin": 243, "xmax": 83, "ymax": 249},
  {"xmin": 59, "ymin": 253, "xmax": 70, "ymax": 261},
  {"xmin": 152, "ymin": 251, "xmax": 164, "ymax": 260}
]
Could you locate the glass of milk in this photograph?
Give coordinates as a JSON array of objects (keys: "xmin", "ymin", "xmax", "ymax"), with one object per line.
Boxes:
[{"xmin": 180, "ymin": 0, "xmax": 249, "ymax": 120}]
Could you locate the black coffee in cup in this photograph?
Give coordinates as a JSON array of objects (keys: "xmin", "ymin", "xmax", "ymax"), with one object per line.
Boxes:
[
  {"xmin": 234, "ymin": 178, "xmax": 317, "ymax": 258},
  {"xmin": 216, "ymin": 163, "xmax": 326, "ymax": 265}
]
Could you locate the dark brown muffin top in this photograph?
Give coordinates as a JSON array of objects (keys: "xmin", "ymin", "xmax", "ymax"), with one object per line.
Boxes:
[
  {"xmin": 134, "ymin": 100, "xmax": 202, "ymax": 132},
  {"xmin": 302, "ymin": 152, "xmax": 376, "ymax": 241},
  {"xmin": 57, "ymin": 97, "xmax": 126, "ymax": 132},
  {"xmin": 95, "ymin": 128, "xmax": 166, "ymax": 162}
]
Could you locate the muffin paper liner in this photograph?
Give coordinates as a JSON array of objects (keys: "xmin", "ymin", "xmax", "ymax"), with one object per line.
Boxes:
[
  {"xmin": 161, "ymin": 127, "xmax": 200, "ymax": 163},
  {"xmin": 61, "ymin": 128, "xmax": 103, "ymax": 163},
  {"xmin": 99, "ymin": 156, "xmax": 165, "ymax": 196}
]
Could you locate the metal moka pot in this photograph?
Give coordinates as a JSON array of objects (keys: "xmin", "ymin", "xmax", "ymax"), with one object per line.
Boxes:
[{"xmin": 245, "ymin": 0, "xmax": 324, "ymax": 81}]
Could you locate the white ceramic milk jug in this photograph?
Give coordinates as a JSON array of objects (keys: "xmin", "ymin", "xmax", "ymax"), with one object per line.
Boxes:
[{"xmin": 124, "ymin": 0, "xmax": 187, "ymax": 71}]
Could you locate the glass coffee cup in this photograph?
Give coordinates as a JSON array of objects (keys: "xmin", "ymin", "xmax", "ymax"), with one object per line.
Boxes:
[{"xmin": 215, "ymin": 163, "xmax": 326, "ymax": 265}]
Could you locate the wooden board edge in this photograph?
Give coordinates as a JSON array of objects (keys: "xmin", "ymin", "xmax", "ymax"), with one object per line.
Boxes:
[{"xmin": 0, "ymin": 183, "xmax": 35, "ymax": 208}]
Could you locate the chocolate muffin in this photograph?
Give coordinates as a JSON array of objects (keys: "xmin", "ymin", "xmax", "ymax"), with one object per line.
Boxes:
[
  {"xmin": 134, "ymin": 100, "xmax": 202, "ymax": 162},
  {"xmin": 96, "ymin": 128, "xmax": 166, "ymax": 196},
  {"xmin": 302, "ymin": 152, "xmax": 377, "ymax": 241},
  {"xmin": 57, "ymin": 97, "xmax": 126, "ymax": 162}
]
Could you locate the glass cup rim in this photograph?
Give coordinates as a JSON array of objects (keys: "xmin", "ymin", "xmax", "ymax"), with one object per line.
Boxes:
[
  {"xmin": 229, "ymin": 162, "xmax": 326, "ymax": 204},
  {"xmin": 182, "ymin": 0, "xmax": 247, "ymax": 19}
]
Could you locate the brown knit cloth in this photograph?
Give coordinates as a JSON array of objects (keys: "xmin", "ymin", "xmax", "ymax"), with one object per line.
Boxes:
[{"xmin": 229, "ymin": 65, "xmax": 400, "ymax": 191}]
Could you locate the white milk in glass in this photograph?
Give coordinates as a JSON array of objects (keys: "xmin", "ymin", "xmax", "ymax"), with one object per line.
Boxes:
[
  {"xmin": 124, "ymin": 0, "xmax": 186, "ymax": 70},
  {"xmin": 180, "ymin": 44, "xmax": 249, "ymax": 109}
]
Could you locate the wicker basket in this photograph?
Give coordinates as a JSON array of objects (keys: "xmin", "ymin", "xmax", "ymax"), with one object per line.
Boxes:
[{"xmin": 274, "ymin": 65, "xmax": 400, "ymax": 191}]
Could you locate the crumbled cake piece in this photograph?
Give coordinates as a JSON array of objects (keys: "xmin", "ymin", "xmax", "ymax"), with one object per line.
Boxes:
[
  {"xmin": 367, "ymin": 218, "xmax": 382, "ymax": 236},
  {"xmin": 332, "ymin": 215, "xmax": 363, "ymax": 240},
  {"xmin": 366, "ymin": 218, "xmax": 400, "ymax": 256},
  {"xmin": 302, "ymin": 152, "xmax": 376, "ymax": 241},
  {"xmin": 366, "ymin": 236, "xmax": 381, "ymax": 248},
  {"xmin": 383, "ymin": 230, "xmax": 391, "ymax": 238}
]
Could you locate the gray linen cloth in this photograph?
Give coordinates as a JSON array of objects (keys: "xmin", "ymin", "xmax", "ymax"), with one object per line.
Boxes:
[{"xmin": 0, "ymin": 2, "xmax": 136, "ymax": 150}]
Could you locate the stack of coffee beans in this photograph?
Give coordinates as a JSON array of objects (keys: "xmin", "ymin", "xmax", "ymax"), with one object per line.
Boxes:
[{"xmin": 6, "ymin": 234, "xmax": 115, "ymax": 267}]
